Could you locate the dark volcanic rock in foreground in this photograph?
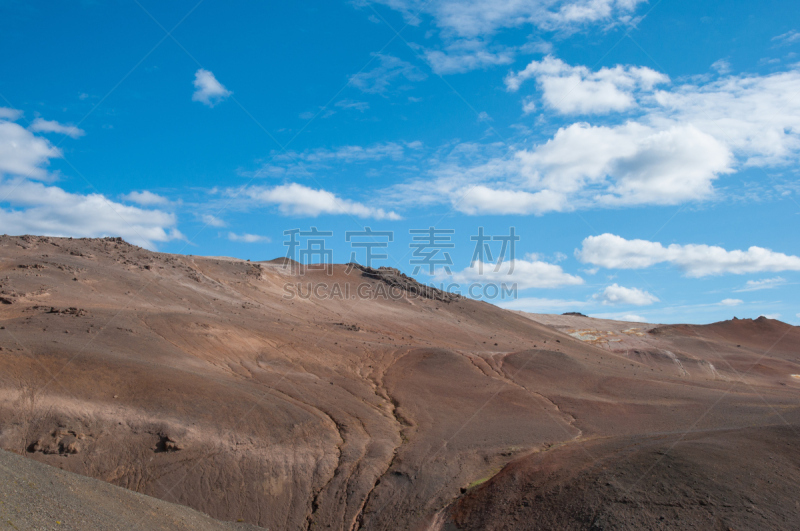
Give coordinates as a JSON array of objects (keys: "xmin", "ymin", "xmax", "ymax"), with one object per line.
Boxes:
[
  {"xmin": 0, "ymin": 235, "xmax": 799, "ymax": 530},
  {"xmin": 446, "ymin": 425, "xmax": 800, "ymax": 530}
]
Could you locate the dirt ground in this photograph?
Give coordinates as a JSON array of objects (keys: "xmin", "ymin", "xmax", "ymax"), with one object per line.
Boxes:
[{"xmin": 0, "ymin": 235, "xmax": 798, "ymax": 530}]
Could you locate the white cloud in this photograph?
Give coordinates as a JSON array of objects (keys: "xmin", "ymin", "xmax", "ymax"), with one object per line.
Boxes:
[
  {"xmin": 391, "ymin": 57, "xmax": 800, "ymax": 214},
  {"xmin": 547, "ymin": 0, "xmax": 646, "ymax": 29},
  {"xmin": 455, "ymin": 185, "xmax": 568, "ymax": 215},
  {"xmin": 424, "ymin": 40, "xmax": 514, "ymax": 74},
  {"xmin": 349, "ymin": 54, "xmax": 426, "ymax": 94},
  {"xmin": 522, "ymin": 96, "xmax": 537, "ymax": 114},
  {"xmin": 720, "ymin": 298, "xmax": 743, "ymax": 306},
  {"xmin": 228, "ymin": 232, "xmax": 270, "ymax": 243},
  {"xmin": 520, "ymin": 122, "xmax": 732, "ymax": 206},
  {"xmin": 0, "ymin": 119, "xmax": 62, "ymax": 180},
  {"xmin": 29, "ymin": 118, "xmax": 85, "ymax": 139},
  {"xmin": 201, "ymin": 214, "xmax": 226, "ymax": 227},
  {"xmin": 594, "ymin": 283, "xmax": 658, "ymax": 306},
  {"xmin": 254, "ymin": 142, "xmax": 412, "ymax": 180},
  {"xmin": 415, "ymin": 60, "xmax": 800, "ymax": 215},
  {"xmin": 404, "ymin": 119, "xmax": 732, "ymax": 215},
  {"xmin": 498, "ymin": 297, "xmax": 590, "ymax": 313},
  {"xmin": 442, "ymin": 259, "xmax": 584, "ymax": 289},
  {"xmin": 711, "ymin": 59, "xmax": 731, "ymax": 75},
  {"xmin": 301, "ymin": 142, "xmax": 405, "ymax": 163},
  {"xmin": 0, "ymin": 108, "xmax": 22, "ymax": 120},
  {"xmin": 362, "ymin": 1, "xmax": 645, "ymax": 81},
  {"xmin": 619, "ymin": 314, "xmax": 647, "ymax": 322},
  {"xmin": 241, "ymin": 183, "xmax": 401, "ymax": 220},
  {"xmin": 772, "ymin": 30, "xmax": 800, "ymax": 46},
  {"xmin": 760, "ymin": 313, "xmax": 781, "ymax": 320},
  {"xmin": 335, "ymin": 99, "xmax": 370, "ymax": 112},
  {"xmin": 0, "ymin": 178, "xmax": 181, "ymax": 250},
  {"xmin": 192, "ymin": 69, "xmax": 232, "ymax": 107},
  {"xmin": 0, "ymin": 109, "xmax": 178, "ymax": 250},
  {"xmin": 367, "ymin": 0, "xmax": 645, "ymax": 38},
  {"xmin": 735, "ymin": 277, "xmax": 787, "ymax": 292},
  {"xmin": 588, "ymin": 312, "xmax": 648, "ymax": 322},
  {"xmin": 122, "ymin": 190, "xmax": 169, "ymax": 206},
  {"xmin": 505, "ymin": 55, "xmax": 668, "ymax": 114},
  {"xmin": 360, "ymin": 1, "xmax": 641, "ymax": 75},
  {"xmin": 577, "ymin": 234, "xmax": 800, "ymax": 277},
  {"xmin": 651, "ymin": 68, "xmax": 800, "ymax": 166}
]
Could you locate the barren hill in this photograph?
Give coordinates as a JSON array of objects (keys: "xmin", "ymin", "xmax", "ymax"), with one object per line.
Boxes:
[{"xmin": 0, "ymin": 235, "xmax": 798, "ymax": 530}]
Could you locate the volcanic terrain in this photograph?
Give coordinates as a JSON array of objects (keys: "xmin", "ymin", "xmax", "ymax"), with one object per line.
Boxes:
[{"xmin": 0, "ymin": 235, "xmax": 798, "ymax": 530}]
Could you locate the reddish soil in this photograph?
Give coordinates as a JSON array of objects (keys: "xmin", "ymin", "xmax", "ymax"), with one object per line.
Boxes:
[{"xmin": 0, "ymin": 235, "xmax": 798, "ymax": 530}]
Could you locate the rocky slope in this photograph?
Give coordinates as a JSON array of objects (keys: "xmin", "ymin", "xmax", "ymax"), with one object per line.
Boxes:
[{"xmin": 0, "ymin": 235, "xmax": 798, "ymax": 530}]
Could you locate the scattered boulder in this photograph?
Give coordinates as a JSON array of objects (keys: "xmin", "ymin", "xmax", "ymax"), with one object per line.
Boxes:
[
  {"xmin": 353, "ymin": 264, "xmax": 461, "ymax": 303},
  {"xmin": 155, "ymin": 434, "xmax": 183, "ymax": 453}
]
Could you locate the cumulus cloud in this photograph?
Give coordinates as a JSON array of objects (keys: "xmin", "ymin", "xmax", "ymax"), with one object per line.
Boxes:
[
  {"xmin": 442, "ymin": 258, "xmax": 584, "ymax": 289},
  {"xmin": 498, "ymin": 297, "xmax": 590, "ymax": 313},
  {"xmin": 122, "ymin": 190, "xmax": 169, "ymax": 206},
  {"xmin": 618, "ymin": 314, "xmax": 647, "ymax": 322},
  {"xmin": 734, "ymin": 277, "xmax": 787, "ymax": 292},
  {"xmin": 228, "ymin": 232, "xmax": 270, "ymax": 243},
  {"xmin": 385, "ymin": 58, "xmax": 800, "ymax": 215},
  {"xmin": 201, "ymin": 214, "xmax": 226, "ymax": 227},
  {"xmin": 455, "ymin": 185, "xmax": 568, "ymax": 215},
  {"xmin": 349, "ymin": 54, "xmax": 426, "ymax": 94},
  {"xmin": 0, "ymin": 119, "xmax": 62, "ymax": 179},
  {"xmin": 0, "ymin": 110, "xmax": 179, "ymax": 249},
  {"xmin": 241, "ymin": 183, "xmax": 401, "ymax": 220},
  {"xmin": 192, "ymin": 69, "xmax": 232, "ymax": 107},
  {"xmin": 410, "ymin": 60, "xmax": 800, "ymax": 216},
  {"xmin": 651, "ymin": 68, "xmax": 800, "ymax": 167},
  {"xmin": 29, "ymin": 118, "xmax": 85, "ymax": 138},
  {"xmin": 505, "ymin": 55, "xmax": 668, "ymax": 114},
  {"xmin": 577, "ymin": 234, "xmax": 800, "ymax": 277},
  {"xmin": 720, "ymin": 298, "xmax": 743, "ymax": 306},
  {"xmin": 594, "ymin": 283, "xmax": 659, "ymax": 306},
  {"xmin": 0, "ymin": 178, "xmax": 181, "ymax": 249},
  {"xmin": 0, "ymin": 107, "xmax": 23, "ymax": 120},
  {"xmin": 520, "ymin": 122, "xmax": 732, "ymax": 206},
  {"xmin": 397, "ymin": 118, "xmax": 732, "ymax": 215}
]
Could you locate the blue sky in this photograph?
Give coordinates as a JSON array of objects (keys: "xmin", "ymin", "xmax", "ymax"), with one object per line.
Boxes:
[{"xmin": 2, "ymin": 0, "xmax": 800, "ymax": 324}]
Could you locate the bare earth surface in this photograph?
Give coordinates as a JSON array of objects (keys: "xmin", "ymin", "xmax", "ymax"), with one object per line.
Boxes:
[
  {"xmin": 0, "ymin": 448, "xmax": 263, "ymax": 530},
  {"xmin": 0, "ymin": 235, "xmax": 798, "ymax": 530}
]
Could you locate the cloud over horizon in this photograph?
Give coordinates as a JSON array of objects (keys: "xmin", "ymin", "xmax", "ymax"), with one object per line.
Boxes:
[
  {"xmin": 0, "ymin": 178, "xmax": 182, "ymax": 250},
  {"xmin": 577, "ymin": 234, "xmax": 800, "ymax": 277},
  {"xmin": 594, "ymin": 283, "xmax": 659, "ymax": 306},
  {"xmin": 441, "ymin": 258, "xmax": 584, "ymax": 289}
]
